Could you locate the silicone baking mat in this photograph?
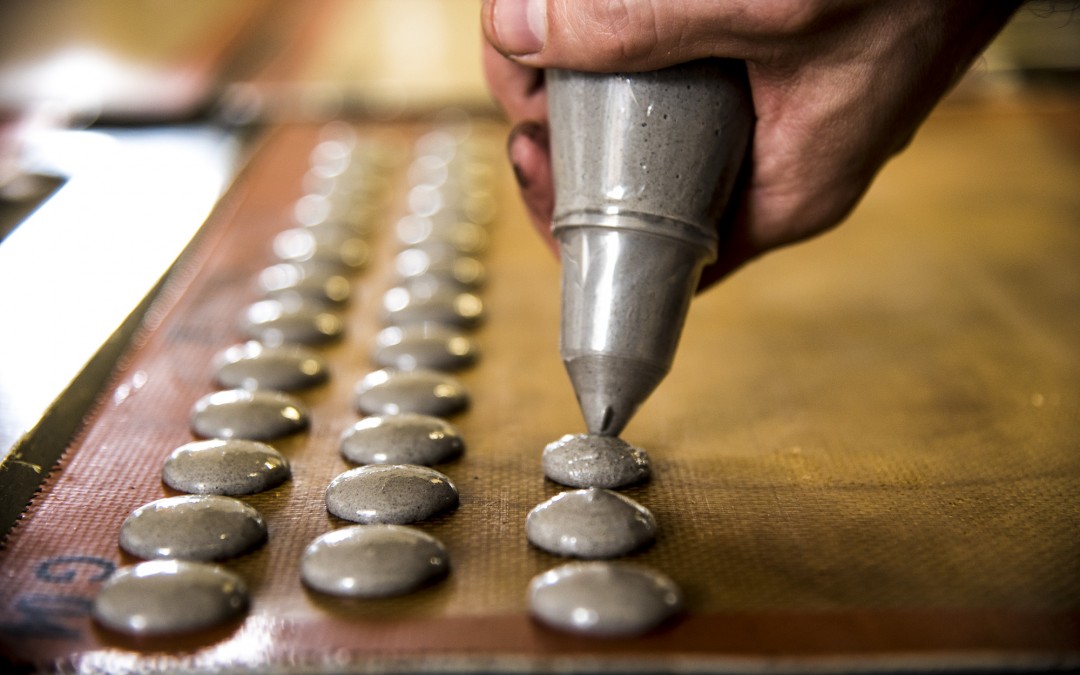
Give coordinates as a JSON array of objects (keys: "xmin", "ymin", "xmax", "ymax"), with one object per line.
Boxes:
[{"xmin": 1, "ymin": 115, "xmax": 1078, "ymax": 673}]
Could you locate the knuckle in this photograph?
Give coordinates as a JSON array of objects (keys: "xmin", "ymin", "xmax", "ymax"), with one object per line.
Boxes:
[
  {"xmin": 752, "ymin": 0, "xmax": 830, "ymax": 38},
  {"xmin": 572, "ymin": 0, "xmax": 666, "ymax": 66}
]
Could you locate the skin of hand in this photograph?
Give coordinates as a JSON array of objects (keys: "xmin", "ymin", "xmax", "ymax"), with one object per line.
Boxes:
[{"xmin": 481, "ymin": 0, "xmax": 1023, "ymax": 288}]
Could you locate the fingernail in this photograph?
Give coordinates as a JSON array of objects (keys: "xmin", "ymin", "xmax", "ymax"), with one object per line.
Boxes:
[
  {"xmin": 509, "ymin": 120, "xmax": 548, "ymax": 146},
  {"xmin": 507, "ymin": 123, "xmax": 535, "ymax": 188},
  {"xmin": 507, "ymin": 122, "xmax": 547, "ymax": 176},
  {"xmin": 508, "ymin": 121, "xmax": 547, "ymax": 189},
  {"xmin": 493, "ymin": 0, "xmax": 546, "ymax": 55},
  {"xmin": 511, "ymin": 161, "xmax": 529, "ymax": 189}
]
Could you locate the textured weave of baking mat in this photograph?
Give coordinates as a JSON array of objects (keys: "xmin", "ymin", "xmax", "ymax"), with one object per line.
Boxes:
[{"xmin": 2, "ymin": 103, "xmax": 1080, "ymax": 672}]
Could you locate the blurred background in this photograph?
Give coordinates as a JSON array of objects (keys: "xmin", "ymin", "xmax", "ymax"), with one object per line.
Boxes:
[{"xmin": 2, "ymin": 0, "xmax": 1079, "ymax": 244}]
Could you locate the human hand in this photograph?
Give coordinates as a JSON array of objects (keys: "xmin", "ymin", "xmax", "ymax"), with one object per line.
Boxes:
[{"xmin": 481, "ymin": 0, "xmax": 1021, "ymax": 288}]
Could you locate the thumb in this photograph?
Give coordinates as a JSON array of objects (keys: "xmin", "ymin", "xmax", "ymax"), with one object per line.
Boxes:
[{"xmin": 482, "ymin": 0, "xmax": 749, "ymax": 71}]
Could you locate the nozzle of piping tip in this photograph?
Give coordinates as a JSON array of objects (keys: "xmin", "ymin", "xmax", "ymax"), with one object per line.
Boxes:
[{"xmin": 564, "ymin": 353, "xmax": 668, "ymax": 436}]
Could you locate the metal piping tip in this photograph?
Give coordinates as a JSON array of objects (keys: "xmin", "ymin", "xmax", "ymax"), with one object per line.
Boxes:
[
  {"xmin": 557, "ymin": 225, "xmax": 707, "ymax": 437},
  {"xmin": 564, "ymin": 354, "xmax": 667, "ymax": 436}
]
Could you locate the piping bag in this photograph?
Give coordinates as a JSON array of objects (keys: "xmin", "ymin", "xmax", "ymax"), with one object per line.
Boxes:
[{"xmin": 547, "ymin": 59, "xmax": 754, "ymax": 436}]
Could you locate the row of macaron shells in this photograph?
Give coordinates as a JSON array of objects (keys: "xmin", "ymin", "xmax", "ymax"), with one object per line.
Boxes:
[
  {"xmin": 525, "ymin": 432, "xmax": 685, "ymax": 636},
  {"xmin": 302, "ymin": 124, "xmax": 496, "ymax": 598}
]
